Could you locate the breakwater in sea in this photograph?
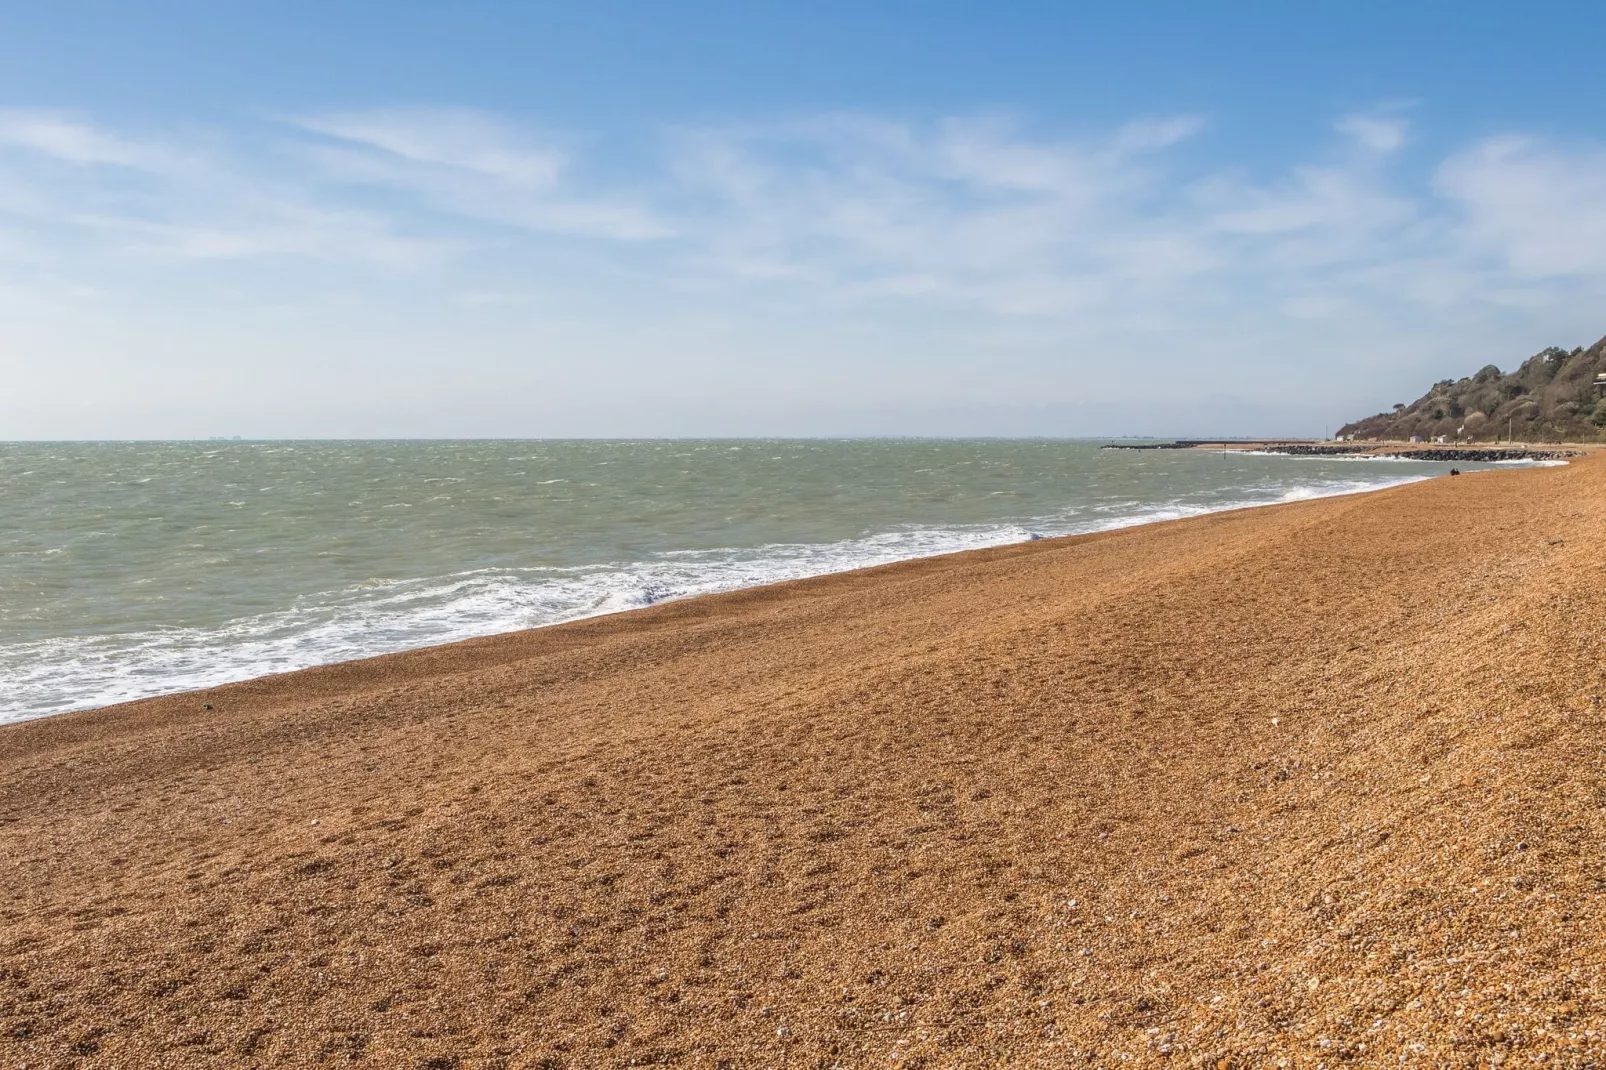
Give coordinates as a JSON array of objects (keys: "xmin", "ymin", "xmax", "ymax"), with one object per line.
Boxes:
[
  {"xmin": 1380, "ymin": 447, "xmax": 1581, "ymax": 462},
  {"xmin": 1242, "ymin": 444, "xmax": 1371, "ymax": 456},
  {"xmin": 1104, "ymin": 442, "xmax": 1583, "ymax": 462},
  {"xmin": 1099, "ymin": 440, "xmax": 1213, "ymax": 450},
  {"xmin": 1254, "ymin": 445, "xmax": 1581, "ymax": 462}
]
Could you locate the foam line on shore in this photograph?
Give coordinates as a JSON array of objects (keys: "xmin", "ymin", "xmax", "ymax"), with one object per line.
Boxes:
[{"xmin": 0, "ymin": 470, "xmax": 1439, "ymax": 723}]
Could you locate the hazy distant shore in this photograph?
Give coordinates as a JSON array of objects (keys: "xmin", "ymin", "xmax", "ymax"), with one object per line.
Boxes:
[{"xmin": 4, "ymin": 458, "xmax": 1604, "ymax": 1065}]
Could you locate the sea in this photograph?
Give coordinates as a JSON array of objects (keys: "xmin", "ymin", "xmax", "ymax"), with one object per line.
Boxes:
[{"xmin": 0, "ymin": 439, "xmax": 1502, "ymax": 723}]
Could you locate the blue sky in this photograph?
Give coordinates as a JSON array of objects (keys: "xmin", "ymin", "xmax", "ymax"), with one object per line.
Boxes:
[{"xmin": 3, "ymin": 2, "xmax": 1606, "ymax": 438}]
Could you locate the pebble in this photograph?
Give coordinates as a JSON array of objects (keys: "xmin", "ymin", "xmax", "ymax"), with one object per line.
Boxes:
[{"xmin": 9, "ymin": 451, "xmax": 1604, "ymax": 1068}]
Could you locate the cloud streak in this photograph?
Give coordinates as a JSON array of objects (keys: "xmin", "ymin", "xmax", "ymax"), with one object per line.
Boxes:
[
  {"xmin": 660, "ymin": 113, "xmax": 1226, "ymax": 315},
  {"xmin": 0, "ymin": 108, "xmax": 178, "ymax": 171},
  {"xmin": 2, "ymin": 104, "xmax": 1606, "ymax": 340},
  {"xmin": 296, "ymin": 108, "xmax": 568, "ymax": 186},
  {"xmin": 292, "ymin": 107, "xmax": 672, "ymax": 241},
  {"xmin": 1336, "ymin": 113, "xmax": 1409, "ymax": 154},
  {"xmin": 1437, "ymin": 136, "xmax": 1606, "ymax": 279}
]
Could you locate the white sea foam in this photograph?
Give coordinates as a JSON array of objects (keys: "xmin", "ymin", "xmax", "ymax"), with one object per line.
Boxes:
[{"xmin": 0, "ymin": 468, "xmax": 1436, "ymax": 724}]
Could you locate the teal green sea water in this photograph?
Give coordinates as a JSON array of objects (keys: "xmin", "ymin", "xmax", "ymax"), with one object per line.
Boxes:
[{"xmin": 0, "ymin": 439, "xmax": 1492, "ymax": 722}]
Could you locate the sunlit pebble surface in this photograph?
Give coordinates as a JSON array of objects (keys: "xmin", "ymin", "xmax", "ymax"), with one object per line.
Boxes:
[{"xmin": 4, "ymin": 457, "xmax": 1606, "ymax": 1066}]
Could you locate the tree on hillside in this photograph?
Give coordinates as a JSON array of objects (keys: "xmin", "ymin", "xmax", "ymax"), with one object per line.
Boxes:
[{"xmin": 1337, "ymin": 336, "xmax": 1606, "ymax": 442}]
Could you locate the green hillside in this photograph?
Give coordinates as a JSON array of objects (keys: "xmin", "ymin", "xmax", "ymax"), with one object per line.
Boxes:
[{"xmin": 1338, "ymin": 335, "xmax": 1606, "ymax": 443}]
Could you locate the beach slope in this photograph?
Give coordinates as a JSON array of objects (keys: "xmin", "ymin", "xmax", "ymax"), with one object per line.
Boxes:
[{"xmin": 5, "ymin": 459, "xmax": 1606, "ymax": 1066}]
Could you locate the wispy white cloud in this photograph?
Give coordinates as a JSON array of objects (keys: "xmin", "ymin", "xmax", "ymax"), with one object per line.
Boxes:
[
  {"xmin": 75, "ymin": 204, "xmax": 440, "ymax": 266},
  {"xmin": 661, "ymin": 113, "xmax": 1221, "ymax": 315},
  {"xmin": 0, "ymin": 108, "xmax": 178, "ymax": 170},
  {"xmin": 292, "ymin": 107, "xmax": 671, "ymax": 241},
  {"xmin": 1437, "ymin": 136, "xmax": 1606, "ymax": 278},
  {"xmin": 2, "ymin": 102, "xmax": 1606, "ymax": 331},
  {"xmin": 1336, "ymin": 113, "xmax": 1409, "ymax": 153},
  {"xmin": 0, "ymin": 110, "xmax": 442, "ymax": 267},
  {"xmin": 1112, "ymin": 115, "xmax": 1209, "ymax": 154},
  {"xmin": 295, "ymin": 108, "xmax": 567, "ymax": 186},
  {"xmin": 8, "ymin": 103, "xmax": 1606, "ymax": 438},
  {"xmin": 1200, "ymin": 163, "xmax": 1419, "ymax": 288}
]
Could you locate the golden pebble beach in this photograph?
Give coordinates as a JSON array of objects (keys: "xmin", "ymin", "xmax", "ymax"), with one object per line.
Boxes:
[{"xmin": 5, "ymin": 456, "xmax": 1606, "ymax": 1067}]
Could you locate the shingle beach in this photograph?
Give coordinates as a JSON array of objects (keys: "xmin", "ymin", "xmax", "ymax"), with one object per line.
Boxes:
[{"xmin": 5, "ymin": 458, "xmax": 1606, "ymax": 1067}]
